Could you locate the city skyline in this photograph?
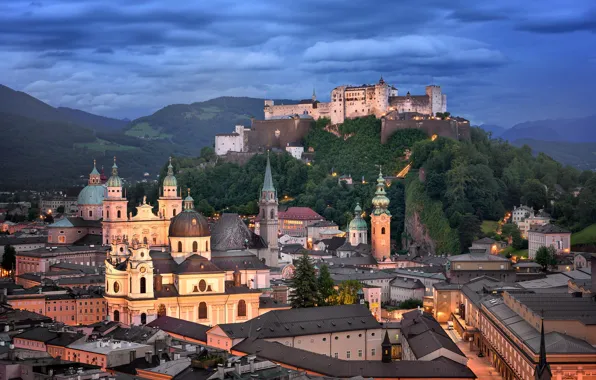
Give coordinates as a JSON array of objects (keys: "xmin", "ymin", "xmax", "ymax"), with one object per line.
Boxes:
[{"xmin": 1, "ymin": 0, "xmax": 595, "ymax": 126}]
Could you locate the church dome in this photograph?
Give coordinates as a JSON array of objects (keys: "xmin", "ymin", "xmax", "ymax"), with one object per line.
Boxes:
[
  {"xmin": 163, "ymin": 159, "xmax": 177, "ymax": 187},
  {"xmin": 77, "ymin": 184, "xmax": 106, "ymax": 205},
  {"xmin": 168, "ymin": 210, "xmax": 210, "ymax": 238},
  {"xmin": 349, "ymin": 204, "xmax": 367, "ymax": 231},
  {"xmin": 168, "ymin": 190, "xmax": 209, "ymax": 238}
]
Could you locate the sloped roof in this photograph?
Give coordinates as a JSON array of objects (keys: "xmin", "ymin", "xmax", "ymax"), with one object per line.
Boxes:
[
  {"xmin": 211, "ymin": 213, "xmax": 266, "ymax": 251},
  {"xmin": 148, "ymin": 316, "xmax": 209, "ymax": 343},
  {"xmin": 528, "ymin": 224, "xmax": 570, "ymax": 234},
  {"xmin": 278, "ymin": 207, "xmax": 323, "ymax": 221}
]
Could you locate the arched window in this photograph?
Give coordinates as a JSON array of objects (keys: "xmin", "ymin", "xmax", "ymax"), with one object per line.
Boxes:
[
  {"xmin": 58, "ymin": 236, "xmax": 66, "ymax": 243},
  {"xmin": 237, "ymin": 300, "xmax": 247, "ymax": 317},
  {"xmin": 117, "ymin": 210, "xmax": 121, "ymax": 218},
  {"xmin": 192, "ymin": 241, "xmax": 198, "ymax": 252},
  {"xmin": 106, "ymin": 211, "xmax": 110, "ymax": 219},
  {"xmin": 353, "ymin": 233, "xmax": 355, "ymax": 238},
  {"xmin": 205, "ymin": 241, "xmax": 209, "ymax": 251},
  {"xmin": 381, "ymin": 227, "xmax": 386, "ymax": 235},
  {"xmin": 177, "ymin": 241, "xmax": 182, "ymax": 252},
  {"xmin": 80, "ymin": 210, "xmax": 83, "ymax": 217},
  {"xmin": 113, "ymin": 310, "xmax": 120, "ymax": 322},
  {"xmin": 143, "ymin": 237, "xmax": 148, "ymax": 244},
  {"xmin": 157, "ymin": 304, "xmax": 166, "ymax": 317},
  {"xmin": 173, "ymin": 209, "xmax": 177, "ymax": 217},
  {"xmin": 140, "ymin": 277, "xmax": 146, "ymax": 293},
  {"xmin": 198, "ymin": 302, "xmax": 207, "ymax": 319},
  {"xmin": 140, "ymin": 313, "xmax": 147, "ymax": 325},
  {"xmin": 89, "ymin": 210, "xmax": 93, "ymax": 218},
  {"xmin": 270, "ymin": 209, "xmax": 274, "ymax": 219}
]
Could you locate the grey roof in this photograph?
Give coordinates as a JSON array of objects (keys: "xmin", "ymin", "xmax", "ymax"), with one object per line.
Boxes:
[
  {"xmin": 506, "ymin": 292, "xmax": 596, "ymax": 324},
  {"xmin": 211, "ymin": 213, "xmax": 266, "ymax": 251},
  {"xmin": 513, "ymin": 262, "xmax": 542, "ymax": 268},
  {"xmin": 449, "ymin": 252, "xmax": 510, "ymax": 262},
  {"xmin": 211, "ymin": 251, "xmax": 268, "ymax": 271},
  {"xmin": 56, "ymin": 274, "xmax": 104, "ymax": 286},
  {"xmin": 392, "ymin": 268, "xmax": 446, "ymax": 280},
  {"xmin": 46, "ymin": 332, "xmax": 86, "ymax": 347},
  {"xmin": 0, "ymin": 236, "xmax": 46, "ymax": 246},
  {"xmin": 175, "ymin": 255, "xmax": 223, "ymax": 274},
  {"xmin": 322, "ymin": 255, "xmax": 377, "ymax": 267},
  {"xmin": 147, "ymin": 316, "xmax": 209, "ymax": 343},
  {"xmin": 259, "ymin": 297, "xmax": 290, "ymax": 309},
  {"xmin": 400, "ymin": 312, "xmax": 465, "ymax": 359},
  {"xmin": 473, "ymin": 237, "xmax": 496, "ymax": 245},
  {"xmin": 389, "ymin": 277, "xmax": 424, "ymax": 289},
  {"xmin": 48, "ymin": 217, "xmax": 102, "ymax": 228},
  {"xmin": 105, "ymin": 325, "xmax": 160, "ymax": 343},
  {"xmin": 218, "ymin": 304, "xmax": 380, "ymax": 339},
  {"xmin": 518, "ymin": 270, "xmax": 590, "ymax": 290},
  {"xmin": 14, "ymin": 326, "xmax": 59, "ymax": 342},
  {"xmin": 528, "ymin": 224, "xmax": 570, "ymax": 234},
  {"xmin": 232, "ymin": 339, "xmax": 475, "ymax": 378},
  {"xmin": 330, "ymin": 268, "xmax": 395, "ymax": 282},
  {"xmin": 482, "ymin": 297, "xmax": 596, "ymax": 354},
  {"xmin": 433, "ymin": 282, "xmax": 462, "ymax": 291}
]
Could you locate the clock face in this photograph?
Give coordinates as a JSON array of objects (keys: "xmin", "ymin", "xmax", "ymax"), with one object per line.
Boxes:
[{"xmin": 140, "ymin": 267, "xmax": 146, "ymax": 273}]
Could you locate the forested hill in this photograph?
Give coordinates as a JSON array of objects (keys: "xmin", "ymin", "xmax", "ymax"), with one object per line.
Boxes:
[{"xmin": 166, "ymin": 117, "xmax": 595, "ymax": 255}]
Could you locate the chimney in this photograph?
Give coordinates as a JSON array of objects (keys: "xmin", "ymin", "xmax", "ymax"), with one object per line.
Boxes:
[
  {"xmin": 3, "ymin": 325, "xmax": 8, "ymax": 332},
  {"xmin": 248, "ymin": 356, "xmax": 256, "ymax": 373},
  {"xmin": 154, "ymin": 274, "xmax": 163, "ymax": 292},
  {"xmin": 234, "ymin": 362, "xmax": 241, "ymax": 375},
  {"xmin": 145, "ymin": 351, "xmax": 152, "ymax": 363},
  {"xmin": 8, "ymin": 344, "xmax": 15, "ymax": 361},
  {"xmin": 173, "ymin": 353, "xmax": 180, "ymax": 360}
]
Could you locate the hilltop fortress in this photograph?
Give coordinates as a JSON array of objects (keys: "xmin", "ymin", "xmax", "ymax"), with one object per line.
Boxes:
[
  {"xmin": 264, "ymin": 77, "xmax": 447, "ymax": 125},
  {"xmin": 216, "ymin": 78, "xmax": 468, "ymax": 158}
]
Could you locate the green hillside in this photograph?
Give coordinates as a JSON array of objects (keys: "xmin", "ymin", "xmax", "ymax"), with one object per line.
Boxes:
[
  {"xmin": 126, "ymin": 97, "xmax": 298, "ymax": 155},
  {"xmin": 571, "ymin": 223, "xmax": 596, "ymax": 245},
  {"xmin": 512, "ymin": 138, "xmax": 596, "ymax": 171}
]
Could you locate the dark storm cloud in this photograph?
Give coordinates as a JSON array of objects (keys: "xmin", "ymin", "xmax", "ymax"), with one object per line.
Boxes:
[
  {"xmin": 0, "ymin": 0, "xmax": 595, "ymax": 126},
  {"xmin": 517, "ymin": 9, "xmax": 596, "ymax": 33}
]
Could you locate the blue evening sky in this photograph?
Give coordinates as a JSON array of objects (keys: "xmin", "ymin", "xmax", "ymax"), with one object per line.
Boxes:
[{"xmin": 1, "ymin": 0, "xmax": 595, "ymax": 126}]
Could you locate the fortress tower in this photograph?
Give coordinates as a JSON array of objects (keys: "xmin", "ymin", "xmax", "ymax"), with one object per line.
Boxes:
[{"xmin": 371, "ymin": 170, "xmax": 391, "ymax": 261}]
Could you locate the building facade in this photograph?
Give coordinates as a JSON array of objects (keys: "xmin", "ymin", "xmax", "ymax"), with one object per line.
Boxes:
[
  {"xmin": 264, "ymin": 79, "xmax": 447, "ymax": 125},
  {"xmin": 528, "ymin": 225, "xmax": 571, "ymax": 259}
]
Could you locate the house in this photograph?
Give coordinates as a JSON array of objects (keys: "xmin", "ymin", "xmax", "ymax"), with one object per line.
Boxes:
[
  {"xmin": 447, "ymin": 252, "xmax": 514, "ymax": 284},
  {"xmin": 470, "ymin": 237, "xmax": 498, "ymax": 254},
  {"xmin": 389, "ymin": 277, "xmax": 424, "ymax": 303},
  {"xmin": 528, "ymin": 224, "xmax": 571, "ymax": 259},
  {"xmin": 285, "ymin": 143, "xmax": 304, "ymax": 160}
]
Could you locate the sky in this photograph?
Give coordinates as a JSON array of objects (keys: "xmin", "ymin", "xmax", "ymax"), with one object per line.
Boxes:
[{"xmin": 1, "ymin": 0, "xmax": 595, "ymax": 126}]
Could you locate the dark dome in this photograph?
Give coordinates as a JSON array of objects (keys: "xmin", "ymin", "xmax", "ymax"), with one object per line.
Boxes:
[{"xmin": 168, "ymin": 210, "xmax": 210, "ymax": 238}]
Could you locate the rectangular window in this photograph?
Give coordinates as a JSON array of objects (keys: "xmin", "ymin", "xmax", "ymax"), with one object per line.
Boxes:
[
  {"xmin": 358, "ymin": 349, "xmax": 362, "ymax": 358},
  {"xmin": 346, "ymin": 351, "xmax": 351, "ymax": 359},
  {"xmin": 371, "ymin": 349, "xmax": 376, "ymax": 356},
  {"xmin": 334, "ymin": 353, "xmax": 338, "ymax": 358}
]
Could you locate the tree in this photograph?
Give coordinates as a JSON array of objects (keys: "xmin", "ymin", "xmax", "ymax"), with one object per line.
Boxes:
[
  {"xmin": 1, "ymin": 245, "xmax": 16, "ymax": 272},
  {"xmin": 457, "ymin": 214, "xmax": 482, "ymax": 252},
  {"xmin": 521, "ymin": 179, "xmax": 547, "ymax": 211},
  {"xmin": 317, "ymin": 265, "xmax": 336, "ymax": 306},
  {"xmin": 501, "ymin": 223, "xmax": 524, "ymax": 249},
  {"xmin": 330, "ymin": 280, "xmax": 362, "ymax": 305},
  {"xmin": 535, "ymin": 246, "xmax": 557, "ymax": 271},
  {"xmin": 398, "ymin": 298, "xmax": 423, "ymax": 309},
  {"xmin": 289, "ymin": 254, "xmax": 319, "ymax": 308},
  {"xmin": 200, "ymin": 146, "xmax": 216, "ymax": 162}
]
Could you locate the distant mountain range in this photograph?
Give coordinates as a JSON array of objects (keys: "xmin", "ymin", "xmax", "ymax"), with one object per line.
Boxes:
[
  {"xmin": 2, "ymin": 82, "xmax": 595, "ymax": 189},
  {"xmin": 0, "ymin": 84, "xmax": 295, "ymax": 189}
]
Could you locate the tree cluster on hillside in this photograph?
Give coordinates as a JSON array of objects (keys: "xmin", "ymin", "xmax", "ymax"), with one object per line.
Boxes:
[
  {"xmin": 289, "ymin": 255, "xmax": 362, "ymax": 308},
  {"xmin": 408, "ymin": 127, "xmax": 591, "ymax": 252}
]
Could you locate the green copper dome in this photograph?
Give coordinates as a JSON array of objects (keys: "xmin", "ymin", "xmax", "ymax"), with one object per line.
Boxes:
[
  {"xmin": 349, "ymin": 203, "xmax": 368, "ymax": 231},
  {"xmin": 106, "ymin": 158, "xmax": 122, "ymax": 188},
  {"xmin": 77, "ymin": 184, "xmax": 106, "ymax": 205},
  {"xmin": 163, "ymin": 158, "xmax": 177, "ymax": 187},
  {"xmin": 372, "ymin": 170, "xmax": 391, "ymax": 215}
]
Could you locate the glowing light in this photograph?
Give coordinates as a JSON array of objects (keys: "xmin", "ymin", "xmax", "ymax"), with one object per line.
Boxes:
[{"xmin": 431, "ymin": 134, "xmax": 438, "ymax": 141}]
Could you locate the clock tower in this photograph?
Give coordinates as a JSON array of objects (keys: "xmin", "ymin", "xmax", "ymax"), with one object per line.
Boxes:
[{"xmin": 371, "ymin": 170, "xmax": 391, "ymax": 261}]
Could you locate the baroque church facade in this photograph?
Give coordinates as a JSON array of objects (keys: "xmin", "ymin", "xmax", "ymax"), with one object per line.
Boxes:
[{"xmin": 104, "ymin": 156, "xmax": 280, "ymax": 326}]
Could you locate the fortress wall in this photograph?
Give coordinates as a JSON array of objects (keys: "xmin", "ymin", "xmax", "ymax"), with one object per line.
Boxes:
[
  {"xmin": 265, "ymin": 104, "xmax": 314, "ymax": 119},
  {"xmin": 246, "ymin": 119, "xmax": 313, "ymax": 151},
  {"xmin": 381, "ymin": 119, "xmax": 471, "ymax": 143}
]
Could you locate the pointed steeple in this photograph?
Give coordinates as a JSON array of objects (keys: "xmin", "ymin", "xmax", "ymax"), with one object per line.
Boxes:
[
  {"xmin": 312, "ymin": 87, "xmax": 317, "ymax": 102},
  {"xmin": 535, "ymin": 317, "xmax": 552, "ymax": 380},
  {"xmin": 88, "ymin": 159, "xmax": 101, "ymax": 185},
  {"xmin": 262, "ymin": 152, "xmax": 275, "ymax": 193},
  {"xmin": 372, "ymin": 168, "xmax": 391, "ymax": 215},
  {"xmin": 106, "ymin": 156, "xmax": 122, "ymax": 188},
  {"xmin": 90, "ymin": 159, "xmax": 100, "ymax": 176},
  {"xmin": 163, "ymin": 156, "xmax": 178, "ymax": 188},
  {"xmin": 183, "ymin": 188, "xmax": 194, "ymax": 211},
  {"xmin": 382, "ymin": 330, "xmax": 391, "ymax": 363}
]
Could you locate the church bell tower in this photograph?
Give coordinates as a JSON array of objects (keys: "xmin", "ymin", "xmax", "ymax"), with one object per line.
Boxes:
[
  {"xmin": 371, "ymin": 169, "xmax": 391, "ymax": 261},
  {"xmin": 259, "ymin": 153, "xmax": 279, "ymax": 251}
]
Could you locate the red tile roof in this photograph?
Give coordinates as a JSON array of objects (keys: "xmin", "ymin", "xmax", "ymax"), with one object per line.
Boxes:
[{"xmin": 279, "ymin": 207, "xmax": 324, "ymax": 221}]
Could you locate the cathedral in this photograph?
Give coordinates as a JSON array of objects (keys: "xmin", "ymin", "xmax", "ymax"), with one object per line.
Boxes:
[{"xmin": 104, "ymin": 155, "xmax": 281, "ymax": 326}]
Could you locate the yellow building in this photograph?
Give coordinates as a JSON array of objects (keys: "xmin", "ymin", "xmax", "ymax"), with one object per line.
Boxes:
[{"xmin": 104, "ymin": 159, "xmax": 273, "ymax": 327}]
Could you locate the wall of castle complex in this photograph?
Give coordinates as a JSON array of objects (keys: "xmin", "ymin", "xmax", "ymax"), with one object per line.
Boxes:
[
  {"xmin": 265, "ymin": 83, "xmax": 445, "ymax": 125},
  {"xmin": 246, "ymin": 118, "xmax": 313, "ymax": 151},
  {"xmin": 215, "ymin": 126, "xmax": 248, "ymax": 155},
  {"xmin": 381, "ymin": 118, "xmax": 470, "ymax": 144}
]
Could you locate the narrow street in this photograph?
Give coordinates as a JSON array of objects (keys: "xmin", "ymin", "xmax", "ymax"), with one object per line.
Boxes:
[{"xmin": 443, "ymin": 325, "xmax": 503, "ymax": 380}]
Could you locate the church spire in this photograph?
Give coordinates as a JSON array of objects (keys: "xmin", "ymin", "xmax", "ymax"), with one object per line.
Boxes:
[
  {"xmin": 312, "ymin": 87, "xmax": 316, "ymax": 102},
  {"xmin": 262, "ymin": 152, "xmax": 275, "ymax": 193},
  {"xmin": 372, "ymin": 168, "xmax": 391, "ymax": 215},
  {"xmin": 535, "ymin": 317, "xmax": 552, "ymax": 380},
  {"xmin": 106, "ymin": 156, "xmax": 122, "ymax": 188},
  {"xmin": 183, "ymin": 188, "xmax": 194, "ymax": 211}
]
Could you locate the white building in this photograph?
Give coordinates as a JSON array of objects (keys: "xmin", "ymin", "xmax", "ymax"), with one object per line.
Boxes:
[
  {"xmin": 528, "ymin": 224, "xmax": 571, "ymax": 259},
  {"xmin": 285, "ymin": 143, "xmax": 304, "ymax": 160},
  {"xmin": 215, "ymin": 125, "xmax": 248, "ymax": 156}
]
